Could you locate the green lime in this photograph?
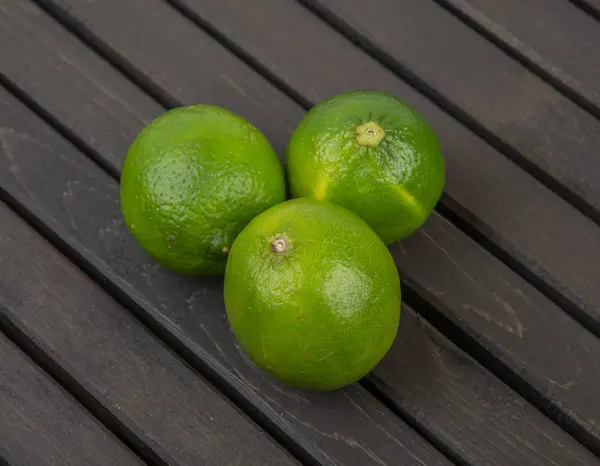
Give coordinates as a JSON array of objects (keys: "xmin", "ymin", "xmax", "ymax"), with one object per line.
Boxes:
[
  {"xmin": 224, "ymin": 198, "xmax": 401, "ymax": 391},
  {"xmin": 120, "ymin": 105, "xmax": 285, "ymax": 276},
  {"xmin": 286, "ymin": 90, "xmax": 445, "ymax": 244}
]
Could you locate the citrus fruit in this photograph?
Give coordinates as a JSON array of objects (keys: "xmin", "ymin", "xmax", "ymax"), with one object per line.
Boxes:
[
  {"xmin": 224, "ymin": 198, "xmax": 401, "ymax": 391},
  {"xmin": 286, "ymin": 90, "xmax": 445, "ymax": 244},
  {"xmin": 120, "ymin": 105, "xmax": 285, "ymax": 276}
]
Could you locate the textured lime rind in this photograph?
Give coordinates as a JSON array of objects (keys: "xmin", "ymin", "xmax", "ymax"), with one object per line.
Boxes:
[
  {"xmin": 287, "ymin": 90, "xmax": 445, "ymax": 244},
  {"xmin": 120, "ymin": 105, "xmax": 286, "ymax": 276},
  {"xmin": 224, "ymin": 198, "xmax": 401, "ymax": 391}
]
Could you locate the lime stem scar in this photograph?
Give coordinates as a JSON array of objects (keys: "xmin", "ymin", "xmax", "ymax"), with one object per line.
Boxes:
[
  {"xmin": 271, "ymin": 236, "xmax": 289, "ymax": 254},
  {"xmin": 356, "ymin": 121, "xmax": 385, "ymax": 147}
]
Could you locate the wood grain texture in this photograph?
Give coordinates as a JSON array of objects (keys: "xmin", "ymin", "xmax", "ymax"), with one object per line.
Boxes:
[
  {"xmin": 0, "ymin": 86, "xmax": 449, "ymax": 465},
  {"xmin": 0, "ymin": 213, "xmax": 297, "ymax": 464},
  {"xmin": 168, "ymin": 0, "xmax": 600, "ymax": 339},
  {"xmin": 34, "ymin": 0, "xmax": 303, "ymax": 158},
  {"xmin": 436, "ymin": 0, "xmax": 600, "ymax": 115},
  {"xmin": 304, "ymin": 0, "xmax": 600, "ymax": 224},
  {"xmin": 0, "ymin": 333, "xmax": 141, "ymax": 466},
  {"xmin": 2, "ymin": 1, "xmax": 599, "ymax": 463},
  {"xmin": 371, "ymin": 305, "xmax": 600, "ymax": 466},
  {"xmin": 392, "ymin": 212, "xmax": 600, "ymax": 454},
  {"xmin": 0, "ymin": 0, "xmax": 163, "ymax": 174}
]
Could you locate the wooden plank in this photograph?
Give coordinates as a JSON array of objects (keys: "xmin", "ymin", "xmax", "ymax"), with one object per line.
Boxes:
[
  {"xmin": 392, "ymin": 212, "xmax": 600, "ymax": 455},
  {"xmin": 0, "ymin": 221, "xmax": 297, "ymax": 464},
  {"xmin": 2, "ymin": 1, "xmax": 600, "ymax": 463},
  {"xmin": 166, "ymin": 0, "xmax": 600, "ymax": 338},
  {"xmin": 0, "ymin": 86, "xmax": 450, "ymax": 465},
  {"xmin": 371, "ymin": 305, "xmax": 600, "ymax": 466},
  {"xmin": 0, "ymin": 333, "xmax": 142, "ymax": 466},
  {"xmin": 0, "ymin": 1, "xmax": 163, "ymax": 175},
  {"xmin": 302, "ymin": 0, "xmax": 600, "ymax": 225},
  {"xmin": 33, "ymin": 0, "xmax": 303, "ymax": 158},
  {"xmin": 435, "ymin": 0, "xmax": 600, "ymax": 116}
]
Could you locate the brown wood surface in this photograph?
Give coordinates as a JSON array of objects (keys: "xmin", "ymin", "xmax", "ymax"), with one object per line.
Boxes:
[
  {"xmin": 35, "ymin": 0, "xmax": 303, "ymax": 157},
  {"xmin": 0, "ymin": 0, "xmax": 599, "ymax": 464},
  {"xmin": 0, "ymin": 333, "xmax": 142, "ymax": 466},
  {"xmin": 372, "ymin": 302, "xmax": 600, "ymax": 465},
  {"xmin": 435, "ymin": 0, "xmax": 600, "ymax": 116}
]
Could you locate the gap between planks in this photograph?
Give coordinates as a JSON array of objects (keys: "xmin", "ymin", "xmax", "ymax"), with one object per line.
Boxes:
[
  {"xmin": 569, "ymin": 0, "xmax": 600, "ymax": 21},
  {"xmin": 32, "ymin": 0, "xmax": 188, "ymax": 112},
  {"xmin": 431, "ymin": 0, "xmax": 600, "ymax": 121},
  {"xmin": 399, "ymin": 281, "xmax": 600, "ymax": 459}
]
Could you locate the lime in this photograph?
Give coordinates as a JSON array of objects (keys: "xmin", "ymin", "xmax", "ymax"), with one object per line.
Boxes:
[
  {"xmin": 224, "ymin": 198, "xmax": 401, "ymax": 391},
  {"xmin": 286, "ymin": 90, "xmax": 445, "ymax": 244},
  {"xmin": 120, "ymin": 105, "xmax": 285, "ymax": 276}
]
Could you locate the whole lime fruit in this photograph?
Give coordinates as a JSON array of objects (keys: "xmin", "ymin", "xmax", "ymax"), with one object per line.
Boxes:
[
  {"xmin": 120, "ymin": 105, "xmax": 285, "ymax": 276},
  {"xmin": 286, "ymin": 90, "xmax": 445, "ymax": 244},
  {"xmin": 224, "ymin": 198, "xmax": 401, "ymax": 391}
]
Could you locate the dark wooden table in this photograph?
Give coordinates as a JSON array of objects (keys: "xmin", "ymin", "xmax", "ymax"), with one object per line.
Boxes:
[{"xmin": 1, "ymin": 1, "xmax": 599, "ymax": 465}]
